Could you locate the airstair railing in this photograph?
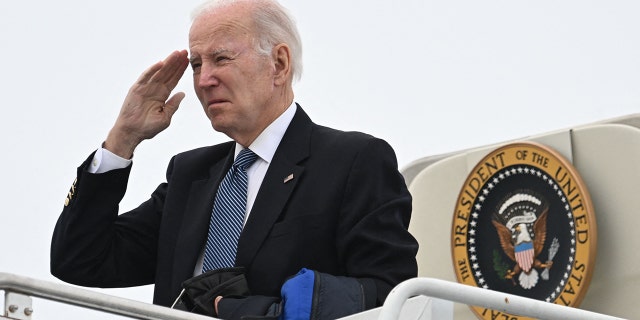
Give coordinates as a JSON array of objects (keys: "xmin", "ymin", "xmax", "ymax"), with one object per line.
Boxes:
[
  {"xmin": 1, "ymin": 272, "xmax": 627, "ymax": 319},
  {"xmin": 379, "ymin": 277, "xmax": 626, "ymax": 320},
  {"xmin": 0, "ymin": 272, "xmax": 215, "ymax": 320}
]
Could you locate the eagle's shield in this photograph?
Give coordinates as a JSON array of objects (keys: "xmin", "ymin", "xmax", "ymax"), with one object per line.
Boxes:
[{"xmin": 515, "ymin": 241, "xmax": 534, "ymax": 272}]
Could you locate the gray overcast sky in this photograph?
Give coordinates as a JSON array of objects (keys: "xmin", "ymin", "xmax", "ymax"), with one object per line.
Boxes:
[{"xmin": 1, "ymin": 0, "xmax": 639, "ymax": 318}]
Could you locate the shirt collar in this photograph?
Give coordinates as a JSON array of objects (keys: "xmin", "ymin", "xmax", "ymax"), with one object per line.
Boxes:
[{"xmin": 234, "ymin": 101, "xmax": 297, "ymax": 163}]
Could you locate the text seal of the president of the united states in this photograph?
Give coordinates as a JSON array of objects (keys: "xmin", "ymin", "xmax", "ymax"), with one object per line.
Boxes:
[{"xmin": 451, "ymin": 142, "xmax": 597, "ymax": 320}]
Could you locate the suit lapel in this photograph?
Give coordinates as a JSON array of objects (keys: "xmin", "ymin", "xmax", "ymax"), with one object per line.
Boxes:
[
  {"xmin": 171, "ymin": 145, "xmax": 234, "ymax": 286},
  {"xmin": 236, "ymin": 106, "xmax": 312, "ymax": 267}
]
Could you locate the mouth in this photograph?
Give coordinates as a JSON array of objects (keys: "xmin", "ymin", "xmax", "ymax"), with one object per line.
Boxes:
[{"xmin": 207, "ymin": 99, "xmax": 229, "ymax": 107}]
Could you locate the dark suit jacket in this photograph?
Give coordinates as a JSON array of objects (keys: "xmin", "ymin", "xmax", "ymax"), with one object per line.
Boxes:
[{"xmin": 51, "ymin": 106, "xmax": 418, "ymax": 312}]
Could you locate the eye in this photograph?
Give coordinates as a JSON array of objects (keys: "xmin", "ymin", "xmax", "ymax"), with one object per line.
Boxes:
[
  {"xmin": 215, "ymin": 56, "xmax": 231, "ymax": 63},
  {"xmin": 190, "ymin": 62, "xmax": 201, "ymax": 73}
]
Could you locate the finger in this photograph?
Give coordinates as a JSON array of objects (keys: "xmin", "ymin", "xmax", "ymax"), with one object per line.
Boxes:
[
  {"xmin": 136, "ymin": 60, "xmax": 164, "ymax": 84},
  {"xmin": 214, "ymin": 296, "xmax": 223, "ymax": 315},
  {"xmin": 163, "ymin": 92, "xmax": 186, "ymax": 117},
  {"xmin": 164, "ymin": 53, "xmax": 189, "ymax": 90},
  {"xmin": 168, "ymin": 50, "xmax": 189, "ymax": 75},
  {"xmin": 151, "ymin": 50, "xmax": 188, "ymax": 84}
]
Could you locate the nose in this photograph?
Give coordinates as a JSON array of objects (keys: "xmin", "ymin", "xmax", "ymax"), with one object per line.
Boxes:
[{"xmin": 195, "ymin": 62, "xmax": 220, "ymax": 89}]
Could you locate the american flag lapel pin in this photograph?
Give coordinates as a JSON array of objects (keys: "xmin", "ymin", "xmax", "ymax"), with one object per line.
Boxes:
[{"xmin": 284, "ymin": 173, "xmax": 294, "ymax": 184}]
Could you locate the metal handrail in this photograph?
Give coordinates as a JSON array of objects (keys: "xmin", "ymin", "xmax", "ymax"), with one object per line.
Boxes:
[
  {"xmin": 0, "ymin": 272, "xmax": 215, "ymax": 320},
  {"xmin": 1, "ymin": 272, "xmax": 628, "ymax": 320},
  {"xmin": 378, "ymin": 277, "xmax": 626, "ymax": 320}
]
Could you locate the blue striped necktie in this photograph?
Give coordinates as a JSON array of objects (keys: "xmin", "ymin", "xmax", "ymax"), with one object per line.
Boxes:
[{"xmin": 202, "ymin": 148, "xmax": 258, "ymax": 272}]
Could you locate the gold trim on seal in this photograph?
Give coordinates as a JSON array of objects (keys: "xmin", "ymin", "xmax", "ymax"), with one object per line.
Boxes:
[{"xmin": 451, "ymin": 142, "xmax": 597, "ymax": 320}]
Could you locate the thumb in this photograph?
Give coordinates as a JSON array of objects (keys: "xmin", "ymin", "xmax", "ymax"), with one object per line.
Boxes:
[{"xmin": 164, "ymin": 92, "xmax": 186, "ymax": 117}]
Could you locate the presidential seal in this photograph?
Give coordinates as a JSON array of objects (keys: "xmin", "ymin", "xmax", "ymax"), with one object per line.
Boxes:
[{"xmin": 451, "ymin": 142, "xmax": 597, "ymax": 320}]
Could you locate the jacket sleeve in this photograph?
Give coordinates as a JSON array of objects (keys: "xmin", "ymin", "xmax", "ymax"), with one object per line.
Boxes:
[
  {"xmin": 336, "ymin": 137, "xmax": 418, "ymax": 308},
  {"xmin": 50, "ymin": 152, "xmax": 168, "ymax": 288}
]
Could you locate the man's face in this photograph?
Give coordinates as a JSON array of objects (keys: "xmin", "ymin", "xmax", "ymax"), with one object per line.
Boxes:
[{"xmin": 189, "ymin": 4, "xmax": 278, "ymax": 144}]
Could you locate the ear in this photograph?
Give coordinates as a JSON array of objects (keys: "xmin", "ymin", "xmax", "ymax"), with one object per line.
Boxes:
[{"xmin": 272, "ymin": 43, "xmax": 291, "ymax": 86}]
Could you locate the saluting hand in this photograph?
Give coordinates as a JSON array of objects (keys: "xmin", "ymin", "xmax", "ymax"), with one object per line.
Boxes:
[{"xmin": 105, "ymin": 50, "xmax": 190, "ymax": 159}]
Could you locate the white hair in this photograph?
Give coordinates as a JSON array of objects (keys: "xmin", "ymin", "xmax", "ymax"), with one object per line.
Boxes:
[{"xmin": 191, "ymin": 0, "xmax": 303, "ymax": 82}]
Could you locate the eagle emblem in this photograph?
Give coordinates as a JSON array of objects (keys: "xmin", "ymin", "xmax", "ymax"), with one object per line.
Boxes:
[
  {"xmin": 452, "ymin": 143, "xmax": 597, "ymax": 319},
  {"xmin": 491, "ymin": 192, "xmax": 553, "ymax": 289}
]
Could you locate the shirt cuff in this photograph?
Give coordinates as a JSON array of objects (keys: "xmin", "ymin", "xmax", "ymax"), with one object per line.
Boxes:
[{"xmin": 89, "ymin": 146, "xmax": 132, "ymax": 174}]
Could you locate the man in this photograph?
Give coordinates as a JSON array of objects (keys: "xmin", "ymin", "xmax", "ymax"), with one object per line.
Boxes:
[{"xmin": 51, "ymin": 0, "xmax": 418, "ymax": 318}]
